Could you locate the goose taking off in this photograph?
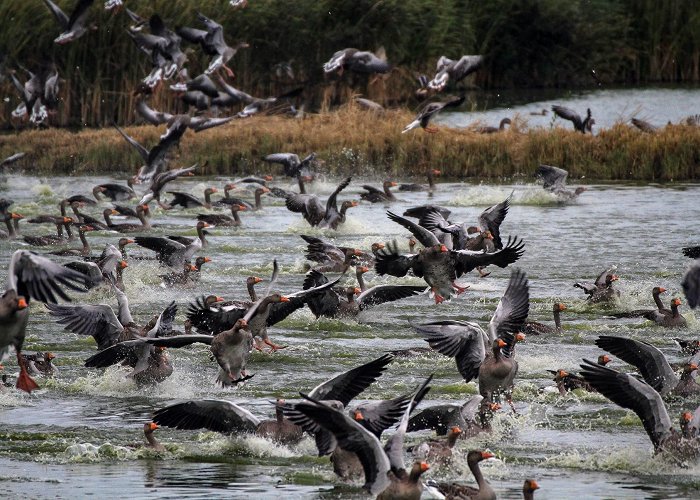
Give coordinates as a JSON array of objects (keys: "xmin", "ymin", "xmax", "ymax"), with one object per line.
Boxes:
[
  {"xmin": 378, "ymin": 211, "xmax": 525, "ymax": 302},
  {"xmin": 402, "ymin": 96, "xmax": 465, "ymax": 133},
  {"xmin": 177, "ymin": 13, "xmax": 248, "ymax": 78},
  {"xmin": 426, "ymin": 55, "xmax": 483, "ymax": 92},
  {"xmin": 535, "ymin": 165, "xmax": 587, "ymax": 201},
  {"xmin": 44, "ymin": 0, "xmax": 95, "ymax": 44},
  {"xmin": 114, "ymin": 119, "xmax": 189, "ymax": 184},
  {"xmin": 323, "ymin": 48, "xmax": 391, "ymax": 76},
  {"xmin": 580, "ymin": 359, "xmax": 700, "ymax": 460},
  {"xmin": 552, "ymin": 105, "xmax": 594, "ymax": 133},
  {"xmin": 263, "ymin": 152, "xmax": 316, "ymax": 178}
]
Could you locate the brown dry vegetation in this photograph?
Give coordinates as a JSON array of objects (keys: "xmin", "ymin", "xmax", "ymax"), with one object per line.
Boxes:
[{"xmin": 1, "ymin": 106, "xmax": 699, "ymax": 181}]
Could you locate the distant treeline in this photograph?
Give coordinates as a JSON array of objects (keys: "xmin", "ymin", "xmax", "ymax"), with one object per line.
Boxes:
[{"xmin": 1, "ymin": 0, "xmax": 699, "ymax": 128}]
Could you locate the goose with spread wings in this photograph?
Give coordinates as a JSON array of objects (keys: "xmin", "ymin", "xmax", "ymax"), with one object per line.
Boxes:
[
  {"xmin": 46, "ymin": 283, "xmax": 144, "ymax": 350},
  {"xmin": 551, "ymin": 105, "xmax": 594, "ymax": 133},
  {"xmin": 44, "ymin": 0, "xmax": 95, "ymax": 44},
  {"xmin": 302, "ymin": 269, "xmax": 424, "ymax": 319},
  {"xmin": 594, "ymin": 336, "xmax": 700, "ymax": 397},
  {"xmin": 535, "ymin": 164, "xmax": 587, "ymax": 200},
  {"xmin": 285, "ymin": 177, "xmax": 354, "ymax": 228},
  {"xmin": 580, "ymin": 359, "xmax": 700, "ymax": 461},
  {"xmin": 413, "ymin": 269, "xmax": 529, "ymax": 409},
  {"xmin": 263, "ymin": 152, "xmax": 316, "ymax": 178},
  {"xmin": 418, "ymin": 193, "xmax": 512, "ymax": 251},
  {"xmin": 402, "ymin": 96, "xmax": 465, "ymax": 134},
  {"xmin": 2, "ymin": 250, "xmax": 87, "ymax": 392},
  {"xmin": 284, "ymin": 375, "xmax": 431, "ymax": 496},
  {"xmin": 377, "ymin": 211, "xmax": 524, "ymax": 303},
  {"xmin": 83, "ymin": 302, "xmax": 177, "ymax": 385},
  {"xmin": 114, "ymin": 120, "xmax": 189, "ymax": 184},
  {"xmin": 177, "ymin": 13, "xmax": 248, "ymax": 77},
  {"xmin": 426, "ymin": 55, "xmax": 483, "ymax": 92},
  {"xmin": 184, "ymin": 261, "xmax": 342, "ymax": 350}
]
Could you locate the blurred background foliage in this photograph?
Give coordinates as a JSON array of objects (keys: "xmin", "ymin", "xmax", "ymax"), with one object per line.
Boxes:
[{"xmin": 1, "ymin": 0, "xmax": 699, "ymax": 127}]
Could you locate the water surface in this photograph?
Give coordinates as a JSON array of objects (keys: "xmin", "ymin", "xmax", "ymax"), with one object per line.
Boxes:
[{"xmin": 0, "ymin": 174, "xmax": 699, "ymax": 499}]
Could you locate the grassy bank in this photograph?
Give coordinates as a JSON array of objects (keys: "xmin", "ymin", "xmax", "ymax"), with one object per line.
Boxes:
[{"xmin": 1, "ymin": 107, "xmax": 699, "ymax": 181}]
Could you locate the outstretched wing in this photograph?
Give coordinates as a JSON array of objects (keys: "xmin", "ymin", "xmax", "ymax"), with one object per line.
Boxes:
[
  {"xmin": 535, "ymin": 164, "xmax": 568, "ymax": 190},
  {"xmin": 7, "ymin": 250, "xmax": 88, "ymax": 304},
  {"xmin": 452, "ymin": 236, "xmax": 525, "ymax": 277},
  {"xmin": 386, "ymin": 211, "xmax": 439, "ymax": 248},
  {"xmin": 153, "ymin": 399, "xmax": 260, "ymax": 433},
  {"xmin": 579, "ymin": 359, "xmax": 672, "ymax": 449}
]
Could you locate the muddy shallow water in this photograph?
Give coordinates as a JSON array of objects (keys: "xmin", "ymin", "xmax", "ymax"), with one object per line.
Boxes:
[{"xmin": 0, "ymin": 173, "xmax": 699, "ymax": 499}]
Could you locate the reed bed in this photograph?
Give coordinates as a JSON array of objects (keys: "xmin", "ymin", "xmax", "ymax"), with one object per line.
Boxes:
[
  {"xmin": 2, "ymin": 0, "xmax": 700, "ymax": 127},
  {"xmin": 2, "ymin": 107, "xmax": 698, "ymax": 181}
]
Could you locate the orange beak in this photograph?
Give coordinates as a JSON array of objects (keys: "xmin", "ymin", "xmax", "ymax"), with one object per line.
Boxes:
[
  {"xmin": 215, "ymin": 296, "xmax": 225, "ymax": 302},
  {"xmin": 389, "ymin": 182, "xmax": 398, "ymax": 187},
  {"xmin": 149, "ymin": 422, "xmax": 159, "ymax": 431},
  {"xmin": 497, "ymin": 339, "xmax": 507, "ymax": 348},
  {"xmin": 111, "ymin": 209, "xmax": 119, "ymax": 215},
  {"xmin": 689, "ymin": 363, "xmax": 698, "ymax": 371},
  {"xmin": 350, "ymin": 201, "xmax": 359, "ymax": 207},
  {"xmin": 489, "ymin": 402, "xmax": 501, "ymax": 411},
  {"xmin": 119, "ymin": 261, "xmax": 128, "ymax": 269},
  {"xmin": 254, "ymin": 277, "xmax": 264, "ymax": 284},
  {"xmin": 374, "ymin": 243, "xmax": 385, "ymax": 250},
  {"xmin": 353, "ymin": 287, "xmax": 361, "ymax": 295},
  {"xmin": 481, "ymin": 451, "xmax": 495, "ymax": 460},
  {"xmin": 211, "ymin": 187, "xmax": 218, "ymax": 193},
  {"xmin": 451, "ymin": 426, "xmax": 462, "ymax": 434},
  {"xmin": 439, "ymin": 244, "xmax": 448, "ymax": 253},
  {"xmin": 659, "ymin": 287, "xmax": 667, "ymax": 293},
  {"xmin": 558, "ymin": 369, "xmax": 569, "ymax": 378},
  {"xmin": 63, "ymin": 217, "xmax": 73, "ymax": 223},
  {"xmin": 419, "ymin": 461, "xmax": 430, "ymax": 472},
  {"xmin": 611, "ymin": 274, "xmax": 619, "ymax": 281},
  {"xmin": 141, "ymin": 204, "xmax": 149, "ymax": 210},
  {"xmin": 673, "ymin": 298, "xmax": 682, "ymax": 306},
  {"xmin": 225, "ymin": 183, "xmax": 236, "ymax": 190},
  {"xmin": 682, "ymin": 411, "xmax": 693, "ymax": 422},
  {"xmin": 201, "ymin": 222, "xmax": 211, "ymax": 228},
  {"xmin": 280, "ymin": 296, "xmax": 290, "ymax": 302},
  {"xmin": 600, "ymin": 354, "xmax": 611, "ymax": 365},
  {"xmin": 262, "ymin": 187, "xmax": 270, "ymax": 193},
  {"xmin": 559, "ymin": 303, "xmax": 567, "ymax": 311},
  {"xmin": 358, "ymin": 266, "xmax": 369, "ymax": 273},
  {"xmin": 237, "ymin": 204, "xmax": 248, "ymax": 211},
  {"xmin": 125, "ymin": 239, "xmax": 135, "ymax": 244},
  {"xmin": 264, "ymin": 175, "xmax": 274, "ymax": 181},
  {"xmin": 204, "ymin": 257, "xmax": 212, "ymax": 263},
  {"xmin": 47, "ymin": 352, "xmax": 56, "ymax": 360},
  {"xmin": 17, "ymin": 297, "xmax": 28, "ymax": 309},
  {"xmin": 530, "ymin": 480, "xmax": 540, "ymax": 490},
  {"xmin": 516, "ymin": 332, "xmax": 526, "ymax": 342},
  {"xmin": 353, "ymin": 249, "xmax": 363, "ymax": 256},
  {"xmin": 354, "ymin": 410, "xmax": 364, "ymax": 421},
  {"xmin": 11, "ymin": 213, "xmax": 23, "ymax": 219},
  {"xmin": 432, "ymin": 169, "xmax": 441, "ymax": 175}
]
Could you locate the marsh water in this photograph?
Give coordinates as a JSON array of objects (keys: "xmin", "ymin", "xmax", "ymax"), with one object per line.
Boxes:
[
  {"xmin": 441, "ymin": 86, "xmax": 700, "ymax": 131},
  {"xmin": 1, "ymin": 170, "xmax": 699, "ymax": 499}
]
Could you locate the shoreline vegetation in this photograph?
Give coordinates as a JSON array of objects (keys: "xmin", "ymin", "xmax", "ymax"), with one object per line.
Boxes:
[
  {"xmin": 2, "ymin": 107, "xmax": 698, "ymax": 181},
  {"xmin": 3, "ymin": 1, "xmax": 700, "ymax": 128}
]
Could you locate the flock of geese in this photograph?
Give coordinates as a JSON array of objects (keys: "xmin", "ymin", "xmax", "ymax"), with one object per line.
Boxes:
[{"xmin": 1, "ymin": 1, "xmax": 700, "ymax": 499}]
